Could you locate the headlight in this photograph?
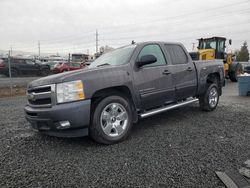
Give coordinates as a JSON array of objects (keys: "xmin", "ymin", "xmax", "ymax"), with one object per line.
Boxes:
[{"xmin": 56, "ymin": 80, "xmax": 85, "ymax": 103}]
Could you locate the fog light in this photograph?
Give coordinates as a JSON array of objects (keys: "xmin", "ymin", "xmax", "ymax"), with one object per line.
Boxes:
[{"xmin": 57, "ymin": 121, "xmax": 71, "ymax": 129}]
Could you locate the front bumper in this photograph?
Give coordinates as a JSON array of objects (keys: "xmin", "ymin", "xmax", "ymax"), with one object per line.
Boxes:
[{"xmin": 24, "ymin": 99, "xmax": 91, "ymax": 137}]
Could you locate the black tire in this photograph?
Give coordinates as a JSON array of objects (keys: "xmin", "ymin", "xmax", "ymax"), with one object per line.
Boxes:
[
  {"xmin": 229, "ymin": 64, "xmax": 243, "ymax": 82},
  {"xmin": 10, "ymin": 69, "xmax": 18, "ymax": 77},
  {"xmin": 199, "ymin": 83, "xmax": 219, "ymax": 111},
  {"xmin": 90, "ymin": 95, "xmax": 133, "ymax": 144},
  {"xmin": 40, "ymin": 68, "xmax": 50, "ymax": 76}
]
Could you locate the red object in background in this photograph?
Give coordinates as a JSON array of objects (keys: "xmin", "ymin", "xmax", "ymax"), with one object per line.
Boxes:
[
  {"xmin": 52, "ymin": 62, "xmax": 85, "ymax": 73},
  {"xmin": 0, "ymin": 59, "xmax": 5, "ymax": 69}
]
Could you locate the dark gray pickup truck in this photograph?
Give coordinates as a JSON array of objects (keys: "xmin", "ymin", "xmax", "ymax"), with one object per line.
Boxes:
[{"xmin": 25, "ymin": 42, "xmax": 225, "ymax": 144}]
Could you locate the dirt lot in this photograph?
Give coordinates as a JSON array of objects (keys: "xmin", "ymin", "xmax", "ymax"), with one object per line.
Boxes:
[
  {"xmin": 0, "ymin": 81, "xmax": 249, "ymax": 187},
  {"xmin": 0, "ymin": 76, "xmax": 41, "ymax": 97}
]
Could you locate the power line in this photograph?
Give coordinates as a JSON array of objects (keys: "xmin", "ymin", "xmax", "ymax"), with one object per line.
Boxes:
[
  {"xmin": 38, "ymin": 41, "xmax": 40, "ymax": 58},
  {"xmin": 99, "ymin": 21, "xmax": 250, "ymax": 43},
  {"xmin": 9, "ymin": 7, "xmax": 250, "ymax": 50},
  {"xmin": 9, "ymin": 0, "xmax": 250, "ymax": 48},
  {"xmin": 2, "ymin": 0, "xmax": 250, "ymax": 53},
  {"xmin": 99, "ymin": 9, "xmax": 250, "ymax": 37},
  {"xmin": 98, "ymin": 0, "xmax": 250, "ymax": 33}
]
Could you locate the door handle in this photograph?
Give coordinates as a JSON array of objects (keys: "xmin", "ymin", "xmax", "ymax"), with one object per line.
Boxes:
[
  {"xmin": 187, "ymin": 67, "xmax": 193, "ymax": 71},
  {"xmin": 162, "ymin": 70, "xmax": 171, "ymax": 75}
]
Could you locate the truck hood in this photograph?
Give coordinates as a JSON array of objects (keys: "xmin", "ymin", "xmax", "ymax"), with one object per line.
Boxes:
[{"xmin": 28, "ymin": 65, "xmax": 130, "ymax": 88}]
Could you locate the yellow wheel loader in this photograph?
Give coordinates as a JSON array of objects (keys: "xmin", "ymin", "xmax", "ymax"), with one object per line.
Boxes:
[{"xmin": 189, "ymin": 37, "xmax": 243, "ymax": 82}]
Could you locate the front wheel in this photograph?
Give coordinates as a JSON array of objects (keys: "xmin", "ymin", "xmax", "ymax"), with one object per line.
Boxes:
[
  {"xmin": 90, "ymin": 95, "xmax": 133, "ymax": 144},
  {"xmin": 199, "ymin": 83, "xmax": 219, "ymax": 111}
]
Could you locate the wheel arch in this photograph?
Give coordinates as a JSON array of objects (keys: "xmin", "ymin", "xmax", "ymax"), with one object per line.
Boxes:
[
  {"xmin": 206, "ymin": 72, "xmax": 222, "ymax": 95},
  {"xmin": 91, "ymin": 86, "xmax": 138, "ymax": 123}
]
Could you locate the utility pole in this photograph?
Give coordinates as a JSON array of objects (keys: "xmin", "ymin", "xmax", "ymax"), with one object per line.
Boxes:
[
  {"xmin": 38, "ymin": 41, "xmax": 40, "ymax": 59},
  {"xmin": 95, "ymin": 29, "xmax": 99, "ymax": 53},
  {"xmin": 8, "ymin": 50, "xmax": 13, "ymax": 96},
  {"xmin": 10, "ymin": 46, "xmax": 13, "ymax": 56},
  {"xmin": 192, "ymin": 43, "xmax": 195, "ymax": 51}
]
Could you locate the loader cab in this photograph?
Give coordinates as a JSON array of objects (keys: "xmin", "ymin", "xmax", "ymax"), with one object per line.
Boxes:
[{"xmin": 198, "ymin": 37, "xmax": 226, "ymax": 60}]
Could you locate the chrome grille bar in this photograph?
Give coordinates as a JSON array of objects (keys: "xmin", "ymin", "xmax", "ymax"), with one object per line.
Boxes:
[{"xmin": 27, "ymin": 84, "xmax": 56, "ymax": 108}]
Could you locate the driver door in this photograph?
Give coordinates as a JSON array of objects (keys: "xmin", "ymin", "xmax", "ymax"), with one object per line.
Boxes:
[{"xmin": 133, "ymin": 44, "xmax": 175, "ymax": 110}]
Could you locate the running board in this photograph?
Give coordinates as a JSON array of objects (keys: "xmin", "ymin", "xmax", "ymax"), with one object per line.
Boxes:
[{"xmin": 140, "ymin": 98, "xmax": 199, "ymax": 119}]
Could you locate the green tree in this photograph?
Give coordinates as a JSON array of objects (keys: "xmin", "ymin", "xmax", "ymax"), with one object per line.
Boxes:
[{"xmin": 236, "ymin": 41, "xmax": 249, "ymax": 61}]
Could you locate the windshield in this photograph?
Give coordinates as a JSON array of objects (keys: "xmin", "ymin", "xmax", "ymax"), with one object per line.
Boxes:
[
  {"xmin": 89, "ymin": 45, "xmax": 136, "ymax": 68},
  {"xmin": 199, "ymin": 40, "xmax": 216, "ymax": 49}
]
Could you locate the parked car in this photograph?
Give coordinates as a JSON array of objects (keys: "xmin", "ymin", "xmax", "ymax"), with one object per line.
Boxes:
[
  {"xmin": 25, "ymin": 41, "xmax": 225, "ymax": 144},
  {"xmin": 0, "ymin": 58, "xmax": 50, "ymax": 77},
  {"xmin": 42, "ymin": 61, "xmax": 60, "ymax": 70},
  {"xmin": 0, "ymin": 59, "xmax": 5, "ymax": 69},
  {"xmin": 52, "ymin": 62, "xmax": 85, "ymax": 73}
]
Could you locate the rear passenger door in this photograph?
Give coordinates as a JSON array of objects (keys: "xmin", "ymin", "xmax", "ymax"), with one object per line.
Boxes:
[
  {"xmin": 164, "ymin": 44, "xmax": 197, "ymax": 100},
  {"xmin": 133, "ymin": 44, "xmax": 175, "ymax": 110}
]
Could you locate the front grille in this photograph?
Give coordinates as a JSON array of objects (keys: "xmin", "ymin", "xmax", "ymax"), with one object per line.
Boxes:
[{"xmin": 27, "ymin": 84, "xmax": 55, "ymax": 108}]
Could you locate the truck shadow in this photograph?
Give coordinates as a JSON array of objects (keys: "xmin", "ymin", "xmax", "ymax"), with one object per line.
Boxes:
[{"xmin": 36, "ymin": 104, "xmax": 202, "ymax": 148}]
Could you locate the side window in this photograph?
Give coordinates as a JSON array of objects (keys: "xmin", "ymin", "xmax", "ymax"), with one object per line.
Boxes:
[
  {"xmin": 218, "ymin": 40, "xmax": 225, "ymax": 52},
  {"xmin": 26, "ymin": 60, "xmax": 35, "ymax": 65},
  {"xmin": 164, "ymin": 44, "xmax": 188, "ymax": 64},
  {"xmin": 138, "ymin": 44, "xmax": 167, "ymax": 67},
  {"xmin": 15, "ymin": 59, "xmax": 26, "ymax": 64}
]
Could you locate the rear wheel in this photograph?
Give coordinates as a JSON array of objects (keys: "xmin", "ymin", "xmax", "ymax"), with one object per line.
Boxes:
[
  {"xmin": 90, "ymin": 95, "xmax": 133, "ymax": 144},
  {"xmin": 9, "ymin": 69, "xmax": 18, "ymax": 77},
  {"xmin": 199, "ymin": 83, "xmax": 219, "ymax": 111},
  {"xmin": 40, "ymin": 68, "xmax": 50, "ymax": 76},
  {"xmin": 229, "ymin": 63, "xmax": 243, "ymax": 82}
]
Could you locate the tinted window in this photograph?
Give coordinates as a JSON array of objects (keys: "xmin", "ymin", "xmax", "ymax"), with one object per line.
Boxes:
[
  {"xmin": 138, "ymin": 44, "xmax": 166, "ymax": 67},
  {"xmin": 26, "ymin": 60, "xmax": 35, "ymax": 65},
  {"xmin": 13, "ymin": 59, "xmax": 26, "ymax": 64},
  {"xmin": 164, "ymin": 44, "xmax": 188, "ymax": 64}
]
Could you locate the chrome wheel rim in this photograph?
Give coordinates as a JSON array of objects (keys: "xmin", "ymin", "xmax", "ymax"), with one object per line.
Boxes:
[
  {"xmin": 100, "ymin": 103, "xmax": 128, "ymax": 137},
  {"xmin": 208, "ymin": 87, "xmax": 218, "ymax": 108}
]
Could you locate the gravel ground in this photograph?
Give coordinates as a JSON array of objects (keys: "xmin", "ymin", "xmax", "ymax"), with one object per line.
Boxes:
[{"xmin": 0, "ymin": 82, "xmax": 250, "ymax": 187}]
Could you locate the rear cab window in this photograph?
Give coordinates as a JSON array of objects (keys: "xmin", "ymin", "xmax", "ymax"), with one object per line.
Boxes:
[{"xmin": 164, "ymin": 44, "xmax": 188, "ymax": 65}]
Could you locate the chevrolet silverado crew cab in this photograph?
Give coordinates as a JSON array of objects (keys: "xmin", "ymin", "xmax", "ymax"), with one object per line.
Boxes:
[{"xmin": 25, "ymin": 41, "xmax": 225, "ymax": 144}]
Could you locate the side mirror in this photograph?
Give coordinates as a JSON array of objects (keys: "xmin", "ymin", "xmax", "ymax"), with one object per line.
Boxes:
[
  {"xmin": 137, "ymin": 55, "xmax": 157, "ymax": 67},
  {"xmin": 229, "ymin": 39, "xmax": 232, "ymax": 45}
]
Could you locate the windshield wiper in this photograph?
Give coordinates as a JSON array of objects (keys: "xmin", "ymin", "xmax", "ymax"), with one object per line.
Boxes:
[{"xmin": 97, "ymin": 63, "xmax": 110, "ymax": 67}]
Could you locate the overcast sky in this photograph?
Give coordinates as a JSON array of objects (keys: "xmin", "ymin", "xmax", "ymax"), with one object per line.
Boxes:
[{"xmin": 0, "ymin": 0, "xmax": 249, "ymax": 55}]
